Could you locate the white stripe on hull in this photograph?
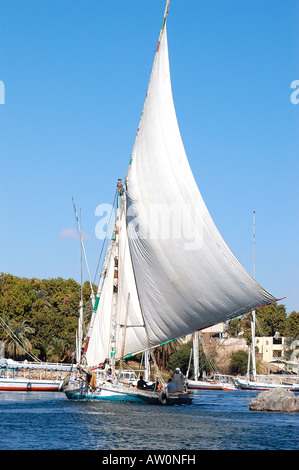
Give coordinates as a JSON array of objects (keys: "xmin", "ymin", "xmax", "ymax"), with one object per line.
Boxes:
[{"xmin": 0, "ymin": 378, "xmax": 61, "ymax": 391}]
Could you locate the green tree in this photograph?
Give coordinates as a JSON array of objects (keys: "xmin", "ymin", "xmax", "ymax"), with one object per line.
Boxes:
[
  {"xmin": 228, "ymin": 317, "xmax": 242, "ymax": 337},
  {"xmin": 168, "ymin": 340, "xmax": 212, "ymax": 376},
  {"xmin": 284, "ymin": 311, "xmax": 299, "ymax": 338},
  {"xmin": 45, "ymin": 337, "xmax": 73, "ymax": 363},
  {"xmin": 168, "ymin": 341, "xmax": 192, "ymax": 374},
  {"xmin": 156, "ymin": 339, "xmax": 182, "ymax": 370},
  {"xmin": 255, "ymin": 303, "xmax": 287, "ymax": 336},
  {"xmin": 0, "ymin": 273, "xmax": 91, "ymax": 362},
  {"xmin": 240, "ymin": 303, "xmax": 292, "ymax": 345},
  {"xmin": 3, "ymin": 320, "xmax": 35, "ymax": 360},
  {"xmin": 230, "ymin": 350, "xmax": 248, "ymax": 375}
]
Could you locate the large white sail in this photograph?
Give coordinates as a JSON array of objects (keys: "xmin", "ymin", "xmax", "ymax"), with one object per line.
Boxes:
[
  {"xmin": 86, "ymin": 195, "xmax": 149, "ymax": 366},
  {"xmin": 85, "ymin": 243, "xmax": 115, "ymax": 366},
  {"xmin": 115, "ymin": 194, "xmax": 149, "ymax": 358},
  {"xmin": 125, "ymin": 17, "xmax": 276, "ymax": 349},
  {"xmin": 86, "ymin": 2, "xmax": 276, "ymax": 365}
]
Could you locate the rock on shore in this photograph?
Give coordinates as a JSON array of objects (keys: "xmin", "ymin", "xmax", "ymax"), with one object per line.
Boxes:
[{"xmin": 249, "ymin": 388, "xmax": 299, "ymax": 413}]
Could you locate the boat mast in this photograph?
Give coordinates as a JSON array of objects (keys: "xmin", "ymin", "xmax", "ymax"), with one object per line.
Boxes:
[
  {"xmin": 109, "ymin": 180, "xmax": 123, "ymax": 376},
  {"xmin": 72, "ymin": 197, "xmax": 96, "ymax": 363},
  {"xmin": 246, "ymin": 346, "xmax": 251, "ymax": 380},
  {"xmin": 193, "ymin": 331, "xmax": 199, "ymax": 381},
  {"xmin": 186, "ymin": 345, "xmax": 193, "ymax": 380},
  {"xmin": 144, "ymin": 350, "xmax": 150, "ymax": 381},
  {"xmin": 72, "ymin": 196, "xmax": 96, "ymax": 307},
  {"xmin": 250, "ymin": 210, "xmax": 257, "ymax": 381},
  {"xmin": 76, "ymin": 208, "xmax": 84, "ymax": 364}
]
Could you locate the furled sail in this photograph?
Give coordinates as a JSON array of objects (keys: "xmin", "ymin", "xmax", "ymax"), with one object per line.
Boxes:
[{"xmin": 126, "ymin": 15, "xmax": 276, "ymax": 349}]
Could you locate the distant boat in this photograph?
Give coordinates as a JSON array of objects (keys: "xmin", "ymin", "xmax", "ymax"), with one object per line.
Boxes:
[
  {"xmin": 0, "ymin": 359, "xmax": 72, "ymax": 392},
  {"xmin": 187, "ymin": 379, "xmax": 223, "ymax": 391},
  {"xmin": 187, "ymin": 331, "xmax": 239, "ymax": 391},
  {"xmin": 237, "ymin": 377, "xmax": 299, "ymax": 392},
  {"xmin": 237, "ymin": 307, "xmax": 299, "ymax": 392},
  {"xmin": 63, "ymin": 0, "xmax": 276, "ymax": 405}
]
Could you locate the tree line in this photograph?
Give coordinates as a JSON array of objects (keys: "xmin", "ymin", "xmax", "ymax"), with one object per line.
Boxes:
[
  {"xmin": 0, "ymin": 273, "xmax": 94, "ymax": 362},
  {"xmin": 227, "ymin": 303, "xmax": 299, "ymax": 340},
  {"xmin": 0, "ymin": 273, "xmax": 298, "ymax": 369}
]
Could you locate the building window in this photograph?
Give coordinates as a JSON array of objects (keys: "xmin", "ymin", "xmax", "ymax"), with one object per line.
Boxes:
[{"xmin": 273, "ymin": 338, "xmax": 282, "ymax": 345}]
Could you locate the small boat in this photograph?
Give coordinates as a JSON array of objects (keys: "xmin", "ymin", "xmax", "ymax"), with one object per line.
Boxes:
[
  {"xmin": 64, "ymin": 365, "xmax": 192, "ymax": 405},
  {"xmin": 0, "ymin": 358, "xmax": 72, "ymax": 392},
  {"xmin": 187, "ymin": 379, "xmax": 223, "ymax": 391},
  {"xmin": 221, "ymin": 382, "xmax": 239, "ymax": 391},
  {"xmin": 186, "ymin": 332, "xmax": 239, "ymax": 391},
  {"xmin": 64, "ymin": 382, "xmax": 192, "ymax": 405},
  {"xmin": 237, "ymin": 308, "xmax": 299, "ymax": 392},
  {"xmin": 187, "ymin": 377, "xmax": 239, "ymax": 391},
  {"xmin": 237, "ymin": 376, "xmax": 299, "ymax": 392},
  {"xmin": 0, "ymin": 377, "xmax": 61, "ymax": 392}
]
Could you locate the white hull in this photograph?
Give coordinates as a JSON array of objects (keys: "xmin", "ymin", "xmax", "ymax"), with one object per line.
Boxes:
[
  {"xmin": 187, "ymin": 379, "xmax": 227, "ymax": 390},
  {"xmin": 237, "ymin": 378, "xmax": 299, "ymax": 392},
  {"xmin": 0, "ymin": 359, "xmax": 72, "ymax": 391},
  {"xmin": 187, "ymin": 374, "xmax": 239, "ymax": 391},
  {"xmin": 221, "ymin": 382, "xmax": 239, "ymax": 391},
  {"xmin": 0, "ymin": 377, "xmax": 62, "ymax": 392}
]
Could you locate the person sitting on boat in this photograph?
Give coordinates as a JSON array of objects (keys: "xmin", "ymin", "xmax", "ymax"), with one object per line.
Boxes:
[
  {"xmin": 137, "ymin": 375, "xmax": 148, "ymax": 390},
  {"xmin": 172, "ymin": 367, "xmax": 186, "ymax": 392},
  {"xmin": 145, "ymin": 378, "xmax": 160, "ymax": 391},
  {"xmin": 106, "ymin": 368, "xmax": 118, "ymax": 385},
  {"xmin": 76, "ymin": 364, "xmax": 96, "ymax": 390},
  {"xmin": 154, "ymin": 379, "xmax": 161, "ymax": 391},
  {"xmin": 107, "ymin": 368, "xmax": 113, "ymax": 382},
  {"xmin": 166, "ymin": 378, "xmax": 175, "ymax": 393}
]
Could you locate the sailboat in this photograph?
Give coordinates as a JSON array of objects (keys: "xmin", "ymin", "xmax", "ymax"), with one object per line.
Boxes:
[
  {"xmin": 187, "ymin": 331, "xmax": 239, "ymax": 391},
  {"xmin": 0, "ymin": 358, "xmax": 71, "ymax": 391},
  {"xmin": 63, "ymin": 0, "xmax": 277, "ymax": 405},
  {"xmin": 0, "ymin": 317, "xmax": 72, "ymax": 391},
  {"xmin": 236, "ymin": 213, "xmax": 299, "ymax": 392},
  {"xmin": 237, "ymin": 313, "xmax": 299, "ymax": 392}
]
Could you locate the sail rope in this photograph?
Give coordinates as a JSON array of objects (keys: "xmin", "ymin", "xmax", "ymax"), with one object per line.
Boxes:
[
  {"xmin": 149, "ymin": 348, "xmax": 166, "ymax": 391},
  {"xmin": 0, "ymin": 316, "xmax": 41, "ymax": 363},
  {"xmin": 93, "ymin": 188, "xmax": 118, "ymax": 286},
  {"xmin": 197, "ymin": 333, "xmax": 218, "ymax": 375}
]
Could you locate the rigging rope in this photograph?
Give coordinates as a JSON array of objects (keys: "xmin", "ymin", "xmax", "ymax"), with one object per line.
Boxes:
[
  {"xmin": 198, "ymin": 333, "xmax": 218, "ymax": 374},
  {"xmin": 93, "ymin": 188, "xmax": 118, "ymax": 286},
  {"xmin": 0, "ymin": 316, "xmax": 41, "ymax": 362}
]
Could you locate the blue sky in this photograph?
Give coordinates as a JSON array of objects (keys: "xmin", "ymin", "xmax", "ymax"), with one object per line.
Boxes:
[{"xmin": 0, "ymin": 0, "xmax": 298, "ymax": 314}]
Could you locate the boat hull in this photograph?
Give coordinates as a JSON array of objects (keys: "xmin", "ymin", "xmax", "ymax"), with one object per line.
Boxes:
[
  {"xmin": 187, "ymin": 380, "xmax": 224, "ymax": 390},
  {"xmin": 0, "ymin": 378, "xmax": 61, "ymax": 392},
  {"xmin": 237, "ymin": 379, "xmax": 299, "ymax": 392},
  {"xmin": 221, "ymin": 383, "xmax": 239, "ymax": 391},
  {"xmin": 64, "ymin": 384, "xmax": 193, "ymax": 405}
]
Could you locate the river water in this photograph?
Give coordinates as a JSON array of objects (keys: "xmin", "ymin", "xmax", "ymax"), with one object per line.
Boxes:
[{"xmin": 0, "ymin": 389, "xmax": 298, "ymax": 451}]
